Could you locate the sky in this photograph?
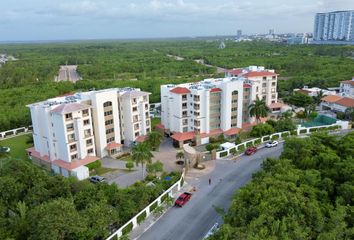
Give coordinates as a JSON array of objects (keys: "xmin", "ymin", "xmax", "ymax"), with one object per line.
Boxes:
[{"xmin": 0, "ymin": 0, "xmax": 353, "ymax": 41}]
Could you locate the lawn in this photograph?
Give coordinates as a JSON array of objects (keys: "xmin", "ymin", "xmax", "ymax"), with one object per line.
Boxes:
[
  {"xmin": 151, "ymin": 117, "xmax": 161, "ymax": 129},
  {"xmin": 0, "ymin": 134, "xmax": 33, "ymax": 160}
]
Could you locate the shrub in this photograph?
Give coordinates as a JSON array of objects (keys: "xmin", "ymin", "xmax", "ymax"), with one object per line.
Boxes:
[
  {"xmin": 246, "ymin": 142, "xmax": 253, "ymax": 147},
  {"xmin": 125, "ymin": 161, "xmax": 134, "ymax": 171},
  {"xmin": 254, "ymin": 139, "xmax": 261, "ymax": 145},
  {"xmin": 309, "ymin": 128, "xmax": 318, "ymax": 132},
  {"xmin": 122, "ymin": 222, "xmax": 133, "ymax": 235},
  {"xmin": 291, "ymin": 130, "xmax": 297, "ymax": 136},
  {"xmin": 271, "ymin": 135, "xmax": 279, "ymax": 140},
  {"xmin": 300, "ymin": 129, "xmax": 307, "ymax": 134},
  {"xmin": 206, "ymin": 143, "xmax": 219, "ymax": 152},
  {"xmin": 230, "ymin": 148, "xmax": 236, "ymax": 154},
  {"xmin": 262, "ymin": 136, "xmax": 270, "ymax": 141},
  {"xmin": 137, "ymin": 212, "xmax": 147, "ymax": 224},
  {"xmin": 86, "ymin": 160, "xmax": 101, "ymax": 171},
  {"xmin": 149, "ymin": 202, "xmax": 158, "ymax": 212},
  {"xmin": 281, "ymin": 132, "xmax": 290, "ymax": 138},
  {"xmin": 219, "ymin": 151, "xmax": 228, "ymax": 158},
  {"xmin": 238, "ymin": 145, "xmax": 245, "ymax": 152},
  {"xmin": 250, "ymin": 123, "xmax": 275, "ymax": 137}
]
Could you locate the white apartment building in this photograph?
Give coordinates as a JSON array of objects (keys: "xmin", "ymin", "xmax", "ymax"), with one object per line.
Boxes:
[
  {"xmin": 339, "ymin": 77, "xmax": 354, "ymax": 98},
  {"xmin": 314, "ymin": 10, "xmax": 354, "ymax": 41},
  {"xmin": 26, "ymin": 88, "xmax": 151, "ymax": 180},
  {"xmin": 160, "ymin": 66, "xmax": 279, "ymax": 147}
]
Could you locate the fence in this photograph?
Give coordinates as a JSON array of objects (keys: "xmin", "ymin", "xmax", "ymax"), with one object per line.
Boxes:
[
  {"xmin": 0, "ymin": 126, "xmax": 32, "ymax": 139},
  {"xmin": 106, "ymin": 169, "xmax": 186, "ymax": 240},
  {"xmin": 216, "ymin": 123, "xmax": 343, "ymax": 159}
]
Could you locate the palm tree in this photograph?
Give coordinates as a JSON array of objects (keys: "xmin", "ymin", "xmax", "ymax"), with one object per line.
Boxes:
[
  {"xmin": 131, "ymin": 143, "xmax": 153, "ymax": 180},
  {"xmin": 147, "ymin": 131, "xmax": 163, "ymax": 151},
  {"xmin": 176, "ymin": 151, "xmax": 184, "ymax": 160},
  {"xmin": 248, "ymin": 96, "xmax": 270, "ymax": 123}
]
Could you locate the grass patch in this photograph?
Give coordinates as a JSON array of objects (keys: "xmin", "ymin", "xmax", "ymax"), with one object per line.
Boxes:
[
  {"xmin": 0, "ymin": 134, "xmax": 32, "ymax": 160},
  {"xmin": 151, "ymin": 117, "xmax": 161, "ymax": 129}
]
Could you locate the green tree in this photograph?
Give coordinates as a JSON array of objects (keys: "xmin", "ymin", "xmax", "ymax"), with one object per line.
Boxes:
[
  {"xmin": 146, "ymin": 161, "xmax": 164, "ymax": 177},
  {"xmin": 206, "ymin": 143, "xmax": 219, "ymax": 152},
  {"xmin": 147, "ymin": 131, "xmax": 163, "ymax": 151},
  {"xmin": 131, "ymin": 143, "xmax": 153, "ymax": 180},
  {"xmin": 287, "ymin": 92, "xmax": 314, "ymax": 108},
  {"xmin": 176, "ymin": 151, "xmax": 184, "ymax": 160},
  {"xmin": 250, "ymin": 123, "xmax": 275, "ymax": 137},
  {"xmin": 313, "ymin": 90, "xmax": 324, "ymax": 105},
  {"xmin": 248, "ymin": 96, "xmax": 269, "ymax": 123}
]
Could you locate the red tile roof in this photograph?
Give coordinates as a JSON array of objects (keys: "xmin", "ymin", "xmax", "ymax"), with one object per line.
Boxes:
[
  {"xmin": 155, "ymin": 123, "xmax": 165, "ymax": 130},
  {"xmin": 26, "ymin": 147, "xmax": 50, "ymax": 162},
  {"xmin": 170, "ymin": 87, "xmax": 191, "ymax": 94},
  {"xmin": 341, "ymin": 80, "xmax": 354, "ymax": 86},
  {"xmin": 210, "ymin": 88, "xmax": 222, "ymax": 92},
  {"xmin": 106, "ymin": 142, "xmax": 123, "ymax": 150},
  {"xmin": 269, "ymin": 102, "xmax": 284, "ymax": 109},
  {"xmin": 244, "ymin": 71, "xmax": 277, "ymax": 78},
  {"xmin": 335, "ymin": 97, "xmax": 354, "ymax": 108},
  {"xmin": 224, "ymin": 128, "xmax": 241, "ymax": 136},
  {"xmin": 171, "ymin": 132, "xmax": 195, "ymax": 142},
  {"xmin": 321, "ymin": 95, "xmax": 343, "ymax": 103},
  {"xmin": 200, "ymin": 128, "xmax": 223, "ymax": 138},
  {"xmin": 227, "ymin": 68, "xmax": 243, "ymax": 75},
  {"xmin": 243, "ymin": 84, "xmax": 252, "ymax": 88},
  {"xmin": 53, "ymin": 156, "xmax": 99, "ymax": 171}
]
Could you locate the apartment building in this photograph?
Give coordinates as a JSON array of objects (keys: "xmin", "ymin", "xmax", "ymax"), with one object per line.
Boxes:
[
  {"xmin": 160, "ymin": 66, "xmax": 280, "ymax": 147},
  {"xmin": 26, "ymin": 88, "xmax": 151, "ymax": 179},
  {"xmin": 314, "ymin": 10, "xmax": 354, "ymax": 42},
  {"xmin": 339, "ymin": 77, "xmax": 354, "ymax": 98}
]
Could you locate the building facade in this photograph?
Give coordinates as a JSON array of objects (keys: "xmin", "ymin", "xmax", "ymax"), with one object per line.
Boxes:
[
  {"xmin": 339, "ymin": 78, "xmax": 354, "ymax": 98},
  {"xmin": 26, "ymin": 88, "xmax": 151, "ymax": 179},
  {"xmin": 314, "ymin": 10, "xmax": 354, "ymax": 42},
  {"xmin": 160, "ymin": 66, "xmax": 279, "ymax": 147}
]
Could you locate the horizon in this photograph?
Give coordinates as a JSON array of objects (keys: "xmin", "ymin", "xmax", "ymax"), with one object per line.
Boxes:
[{"xmin": 1, "ymin": 0, "xmax": 353, "ymax": 42}]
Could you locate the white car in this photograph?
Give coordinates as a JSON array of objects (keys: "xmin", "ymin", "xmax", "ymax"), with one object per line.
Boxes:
[{"xmin": 265, "ymin": 140, "xmax": 278, "ymax": 148}]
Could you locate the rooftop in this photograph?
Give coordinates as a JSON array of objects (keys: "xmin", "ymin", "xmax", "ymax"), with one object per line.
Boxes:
[
  {"xmin": 321, "ymin": 95, "xmax": 343, "ymax": 103},
  {"xmin": 51, "ymin": 103, "xmax": 91, "ymax": 114},
  {"xmin": 335, "ymin": 97, "xmax": 354, "ymax": 108}
]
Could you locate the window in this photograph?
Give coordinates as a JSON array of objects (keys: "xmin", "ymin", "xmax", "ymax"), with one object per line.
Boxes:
[
  {"xmin": 86, "ymin": 139, "xmax": 93, "ymax": 146},
  {"xmin": 65, "ymin": 113, "xmax": 72, "ymax": 120},
  {"xmin": 272, "ymin": 76, "xmax": 276, "ymax": 80},
  {"xmin": 52, "ymin": 133, "xmax": 55, "ymax": 137},
  {"xmin": 231, "ymin": 115, "xmax": 237, "ymax": 119},
  {"xmin": 182, "ymin": 127, "xmax": 188, "ymax": 132},
  {"xmin": 231, "ymin": 123, "xmax": 237, "ymax": 127},
  {"xmin": 262, "ymin": 95, "xmax": 267, "ymax": 100},
  {"xmin": 132, "ymin": 106, "xmax": 138, "ymax": 112},
  {"xmin": 263, "ymin": 77, "xmax": 267, "ymax": 81},
  {"xmin": 182, "ymin": 102, "xmax": 187, "ymax": 109},
  {"xmin": 84, "ymin": 129, "xmax": 91, "ymax": 137},
  {"xmin": 272, "ymin": 94, "xmax": 276, "ymax": 99},
  {"xmin": 231, "ymin": 107, "xmax": 237, "ymax": 111},
  {"xmin": 146, "ymin": 120, "xmax": 150, "ymax": 126},
  {"xmin": 145, "ymin": 104, "xmax": 149, "ymax": 110},
  {"xmin": 146, "ymin": 128, "xmax": 150, "ymax": 132},
  {"xmin": 71, "ymin": 154, "xmax": 77, "ymax": 160},
  {"xmin": 106, "ymin": 128, "xmax": 114, "ymax": 134},
  {"xmin": 143, "ymin": 96, "xmax": 147, "ymax": 101},
  {"xmin": 104, "ymin": 110, "xmax": 113, "ymax": 116},
  {"xmin": 103, "ymin": 102, "xmax": 112, "ymax": 107},
  {"xmin": 134, "ymin": 123, "xmax": 139, "ymax": 130},
  {"xmin": 272, "ymin": 82, "xmax": 276, "ymax": 86},
  {"xmin": 262, "ymin": 83, "xmax": 267, "ymax": 87},
  {"xmin": 135, "ymin": 132, "xmax": 139, "ymax": 137},
  {"xmin": 83, "ymin": 119, "xmax": 90, "ymax": 125},
  {"xmin": 256, "ymin": 87, "xmax": 259, "ymax": 92},
  {"xmin": 182, "ymin": 119, "xmax": 188, "ymax": 125},
  {"xmin": 232, "ymin": 91, "xmax": 238, "ymax": 96},
  {"xmin": 232, "ymin": 99, "xmax": 238, "ymax": 103},
  {"xmin": 182, "ymin": 111, "xmax": 188, "ymax": 117},
  {"xmin": 182, "ymin": 94, "xmax": 187, "ymax": 101},
  {"xmin": 82, "ymin": 109, "xmax": 89, "ymax": 116},
  {"xmin": 106, "ymin": 137, "xmax": 115, "ymax": 143},
  {"xmin": 105, "ymin": 119, "xmax": 113, "ymax": 125},
  {"xmin": 271, "ymin": 88, "xmax": 276, "ymax": 93},
  {"xmin": 68, "ymin": 133, "xmax": 75, "ymax": 142},
  {"xmin": 87, "ymin": 148, "xmax": 94, "ymax": 154},
  {"xmin": 70, "ymin": 144, "xmax": 77, "ymax": 152}
]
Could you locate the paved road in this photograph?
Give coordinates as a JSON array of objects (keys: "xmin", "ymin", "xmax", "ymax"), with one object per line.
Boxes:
[{"xmin": 138, "ymin": 143, "xmax": 284, "ymax": 240}]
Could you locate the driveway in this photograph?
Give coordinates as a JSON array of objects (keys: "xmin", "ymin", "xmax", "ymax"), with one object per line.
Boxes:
[
  {"xmin": 136, "ymin": 143, "xmax": 284, "ymax": 240},
  {"xmin": 152, "ymin": 138, "xmax": 181, "ymax": 173}
]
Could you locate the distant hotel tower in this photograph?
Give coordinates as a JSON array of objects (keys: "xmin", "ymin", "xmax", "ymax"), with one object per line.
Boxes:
[{"xmin": 314, "ymin": 10, "xmax": 354, "ymax": 42}]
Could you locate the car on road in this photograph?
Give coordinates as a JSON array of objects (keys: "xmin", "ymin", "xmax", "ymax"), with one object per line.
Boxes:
[
  {"xmin": 245, "ymin": 146, "xmax": 257, "ymax": 155},
  {"xmin": 175, "ymin": 192, "xmax": 192, "ymax": 207},
  {"xmin": 0, "ymin": 146, "xmax": 10, "ymax": 153},
  {"xmin": 265, "ymin": 140, "xmax": 278, "ymax": 148},
  {"xmin": 89, "ymin": 175, "xmax": 106, "ymax": 184}
]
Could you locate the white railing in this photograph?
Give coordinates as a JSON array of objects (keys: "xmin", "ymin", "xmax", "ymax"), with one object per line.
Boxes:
[
  {"xmin": 106, "ymin": 169, "xmax": 186, "ymax": 240},
  {"xmin": 216, "ymin": 122, "xmax": 345, "ymax": 159},
  {"xmin": 0, "ymin": 126, "xmax": 32, "ymax": 139}
]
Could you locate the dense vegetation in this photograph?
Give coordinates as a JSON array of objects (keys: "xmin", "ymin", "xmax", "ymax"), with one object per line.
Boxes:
[
  {"xmin": 0, "ymin": 159, "xmax": 180, "ymax": 240},
  {"xmin": 1, "ymin": 40, "xmax": 353, "ymax": 131},
  {"xmin": 211, "ymin": 132, "xmax": 354, "ymax": 239}
]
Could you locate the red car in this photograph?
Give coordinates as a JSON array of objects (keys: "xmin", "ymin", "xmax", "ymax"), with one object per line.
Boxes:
[
  {"xmin": 175, "ymin": 192, "xmax": 192, "ymax": 207},
  {"xmin": 245, "ymin": 147, "xmax": 257, "ymax": 155}
]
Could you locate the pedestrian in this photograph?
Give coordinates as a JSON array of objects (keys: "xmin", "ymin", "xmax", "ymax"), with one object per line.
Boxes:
[{"xmin": 208, "ymin": 178, "xmax": 211, "ymax": 185}]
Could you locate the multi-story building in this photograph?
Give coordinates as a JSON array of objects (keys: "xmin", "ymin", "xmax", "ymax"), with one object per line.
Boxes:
[
  {"xmin": 314, "ymin": 10, "xmax": 354, "ymax": 42},
  {"xmin": 26, "ymin": 88, "xmax": 151, "ymax": 179},
  {"xmin": 339, "ymin": 77, "xmax": 354, "ymax": 98},
  {"xmin": 160, "ymin": 66, "xmax": 279, "ymax": 147}
]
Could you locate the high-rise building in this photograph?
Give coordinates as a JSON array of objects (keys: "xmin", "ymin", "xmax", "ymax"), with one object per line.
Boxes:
[
  {"xmin": 160, "ymin": 66, "xmax": 278, "ymax": 147},
  {"xmin": 237, "ymin": 29, "xmax": 242, "ymax": 38},
  {"xmin": 26, "ymin": 88, "xmax": 151, "ymax": 179},
  {"xmin": 269, "ymin": 29, "xmax": 275, "ymax": 35},
  {"xmin": 314, "ymin": 10, "xmax": 354, "ymax": 41}
]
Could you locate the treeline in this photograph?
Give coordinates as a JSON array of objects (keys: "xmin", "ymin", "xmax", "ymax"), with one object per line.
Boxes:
[
  {"xmin": 0, "ymin": 159, "xmax": 180, "ymax": 240},
  {"xmin": 210, "ymin": 132, "xmax": 354, "ymax": 239}
]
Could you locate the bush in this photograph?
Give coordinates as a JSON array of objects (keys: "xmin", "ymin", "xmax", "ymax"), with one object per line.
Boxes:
[
  {"xmin": 254, "ymin": 139, "xmax": 261, "ymax": 145},
  {"xmin": 309, "ymin": 128, "xmax": 318, "ymax": 132},
  {"xmin": 238, "ymin": 145, "xmax": 245, "ymax": 152},
  {"xmin": 219, "ymin": 151, "xmax": 228, "ymax": 158},
  {"xmin": 300, "ymin": 129, "xmax": 307, "ymax": 134},
  {"xmin": 149, "ymin": 202, "xmax": 158, "ymax": 212},
  {"xmin": 281, "ymin": 132, "xmax": 290, "ymax": 138},
  {"xmin": 116, "ymin": 152, "xmax": 131, "ymax": 159},
  {"xmin": 122, "ymin": 222, "xmax": 133, "ymax": 235},
  {"xmin": 86, "ymin": 160, "xmax": 101, "ymax": 171},
  {"xmin": 206, "ymin": 143, "xmax": 219, "ymax": 152},
  {"xmin": 137, "ymin": 212, "xmax": 147, "ymax": 224},
  {"xmin": 262, "ymin": 136, "xmax": 270, "ymax": 141},
  {"xmin": 230, "ymin": 148, "xmax": 236, "ymax": 154},
  {"xmin": 246, "ymin": 142, "xmax": 254, "ymax": 147},
  {"xmin": 125, "ymin": 161, "xmax": 134, "ymax": 171},
  {"xmin": 291, "ymin": 130, "xmax": 298, "ymax": 136},
  {"xmin": 250, "ymin": 123, "xmax": 275, "ymax": 137},
  {"xmin": 271, "ymin": 135, "xmax": 279, "ymax": 140}
]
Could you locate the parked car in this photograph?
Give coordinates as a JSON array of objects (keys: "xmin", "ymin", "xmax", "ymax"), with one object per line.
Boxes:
[
  {"xmin": 175, "ymin": 192, "xmax": 192, "ymax": 207},
  {"xmin": 265, "ymin": 140, "xmax": 278, "ymax": 148},
  {"xmin": 245, "ymin": 147, "xmax": 257, "ymax": 155},
  {"xmin": 0, "ymin": 146, "xmax": 10, "ymax": 153},
  {"xmin": 89, "ymin": 175, "xmax": 106, "ymax": 183}
]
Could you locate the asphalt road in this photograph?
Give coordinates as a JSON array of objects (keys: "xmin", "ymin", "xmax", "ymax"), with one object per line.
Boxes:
[{"xmin": 138, "ymin": 143, "xmax": 284, "ymax": 240}]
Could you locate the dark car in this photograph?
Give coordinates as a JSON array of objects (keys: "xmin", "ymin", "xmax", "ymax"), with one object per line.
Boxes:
[
  {"xmin": 245, "ymin": 147, "xmax": 257, "ymax": 155},
  {"xmin": 175, "ymin": 192, "xmax": 192, "ymax": 207},
  {"xmin": 90, "ymin": 175, "xmax": 106, "ymax": 183}
]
